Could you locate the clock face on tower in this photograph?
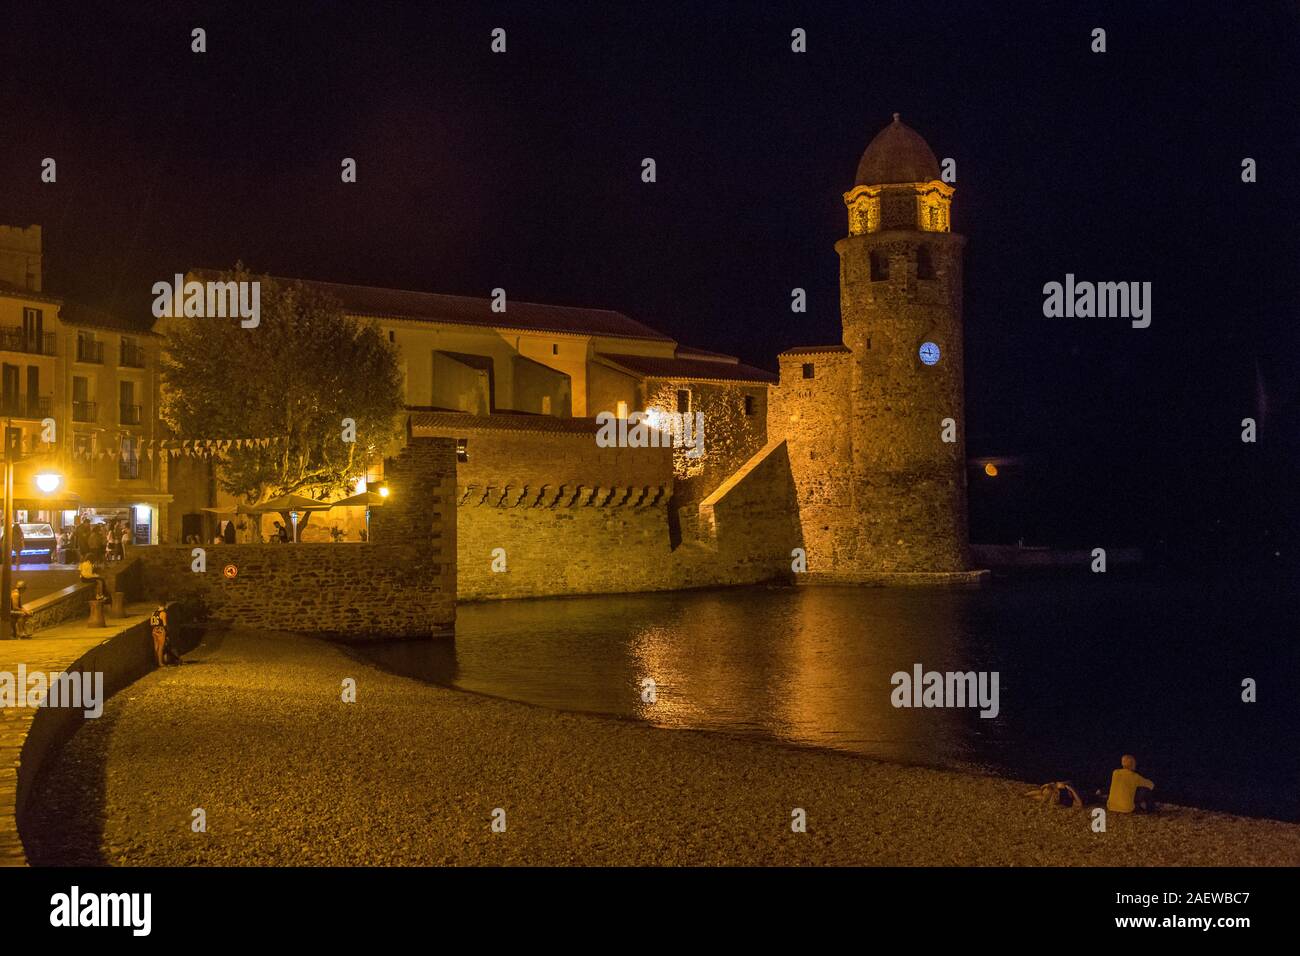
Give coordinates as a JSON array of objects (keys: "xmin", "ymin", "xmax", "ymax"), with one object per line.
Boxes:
[{"xmin": 919, "ymin": 341, "xmax": 941, "ymax": 366}]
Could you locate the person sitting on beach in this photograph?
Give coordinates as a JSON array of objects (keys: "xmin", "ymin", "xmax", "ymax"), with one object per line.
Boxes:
[
  {"xmin": 78, "ymin": 556, "xmax": 106, "ymax": 600},
  {"xmin": 1106, "ymin": 754, "xmax": 1156, "ymax": 813},
  {"xmin": 1025, "ymin": 780, "xmax": 1084, "ymax": 808}
]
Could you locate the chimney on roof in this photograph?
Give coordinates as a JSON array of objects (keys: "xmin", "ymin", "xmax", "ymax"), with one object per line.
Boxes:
[{"xmin": 0, "ymin": 224, "xmax": 43, "ymax": 292}]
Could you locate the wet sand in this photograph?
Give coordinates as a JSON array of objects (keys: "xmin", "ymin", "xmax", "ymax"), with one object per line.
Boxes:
[{"xmin": 22, "ymin": 627, "xmax": 1300, "ymax": 866}]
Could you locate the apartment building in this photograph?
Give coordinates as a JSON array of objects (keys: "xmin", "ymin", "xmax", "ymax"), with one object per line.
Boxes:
[{"xmin": 0, "ymin": 225, "xmax": 167, "ymax": 546}]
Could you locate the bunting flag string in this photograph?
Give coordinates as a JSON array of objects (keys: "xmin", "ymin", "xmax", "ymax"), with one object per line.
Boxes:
[{"xmin": 56, "ymin": 435, "xmax": 289, "ymax": 463}]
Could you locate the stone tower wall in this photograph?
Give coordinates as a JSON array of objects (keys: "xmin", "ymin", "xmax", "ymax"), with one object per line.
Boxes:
[
  {"xmin": 837, "ymin": 229, "xmax": 970, "ymax": 572},
  {"xmin": 768, "ymin": 351, "xmax": 854, "ymax": 570}
]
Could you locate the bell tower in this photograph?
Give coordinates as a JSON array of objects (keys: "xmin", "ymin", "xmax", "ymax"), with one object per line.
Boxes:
[{"xmin": 836, "ymin": 114, "xmax": 969, "ymax": 572}]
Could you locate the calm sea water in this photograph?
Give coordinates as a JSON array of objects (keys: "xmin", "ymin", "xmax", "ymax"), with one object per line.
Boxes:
[{"xmin": 358, "ymin": 573, "xmax": 1299, "ymax": 821}]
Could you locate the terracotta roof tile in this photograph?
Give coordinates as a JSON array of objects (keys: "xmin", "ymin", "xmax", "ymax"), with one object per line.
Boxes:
[
  {"xmin": 192, "ymin": 270, "xmax": 673, "ymax": 342},
  {"xmin": 597, "ymin": 352, "xmax": 776, "ymax": 384}
]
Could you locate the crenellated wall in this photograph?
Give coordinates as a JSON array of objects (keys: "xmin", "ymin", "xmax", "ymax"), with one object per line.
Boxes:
[
  {"xmin": 458, "ymin": 480, "xmax": 676, "ymax": 599},
  {"xmin": 414, "ymin": 418, "xmax": 797, "ymax": 600}
]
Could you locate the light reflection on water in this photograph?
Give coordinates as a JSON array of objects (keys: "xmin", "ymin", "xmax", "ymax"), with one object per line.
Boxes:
[{"xmin": 356, "ymin": 577, "xmax": 1298, "ymax": 820}]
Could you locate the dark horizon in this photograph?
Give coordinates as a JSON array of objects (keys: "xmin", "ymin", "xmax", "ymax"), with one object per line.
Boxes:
[{"xmin": 3, "ymin": 0, "xmax": 1297, "ymax": 554}]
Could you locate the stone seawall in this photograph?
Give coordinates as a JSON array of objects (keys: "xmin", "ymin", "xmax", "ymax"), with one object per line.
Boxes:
[
  {"xmin": 123, "ymin": 543, "xmax": 453, "ymax": 640},
  {"xmin": 458, "ymin": 483, "xmax": 677, "ymax": 599},
  {"xmin": 115, "ymin": 437, "xmax": 458, "ymax": 640},
  {"xmin": 458, "ymin": 441, "xmax": 800, "ymax": 600},
  {"xmin": 7, "ymin": 602, "xmax": 201, "ymax": 864},
  {"xmin": 416, "ymin": 407, "xmax": 801, "ymax": 601},
  {"xmin": 24, "ymin": 584, "xmax": 94, "ymax": 633}
]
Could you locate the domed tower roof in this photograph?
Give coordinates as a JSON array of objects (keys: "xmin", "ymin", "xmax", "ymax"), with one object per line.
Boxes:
[{"xmin": 854, "ymin": 113, "xmax": 941, "ymax": 186}]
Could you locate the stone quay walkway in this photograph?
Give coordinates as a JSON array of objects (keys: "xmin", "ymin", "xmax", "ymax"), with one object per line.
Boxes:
[
  {"xmin": 0, "ymin": 603, "xmax": 157, "ymax": 866},
  {"xmin": 21, "ymin": 626, "xmax": 1300, "ymax": 866}
]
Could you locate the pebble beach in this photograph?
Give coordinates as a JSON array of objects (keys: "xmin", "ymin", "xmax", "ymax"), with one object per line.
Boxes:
[{"xmin": 21, "ymin": 627, "xmax": 1300, "ymax": 867}]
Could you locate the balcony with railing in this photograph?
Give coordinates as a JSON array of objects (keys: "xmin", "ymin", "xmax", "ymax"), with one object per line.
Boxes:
[
  {"xmin": 76, "ymin": 338, "xmax": 104, "ymax": 363},
  {"xmin": 72, "ymin": 400, "xmax": 97, "ymax": 423},
  {"xmin": 119, "ymin": 342, "xmax": 146, "ymax": 368},
  {"xmin": 120, "ymin": 403, "xmax": 142, "ymax": 425},
  {"xmin": 0, "ymin": 395, "xmax": 53, "ymax": 419},
  {"xmin": 0, "ymin": 327, "xmax": 57, "ymax": 356}
]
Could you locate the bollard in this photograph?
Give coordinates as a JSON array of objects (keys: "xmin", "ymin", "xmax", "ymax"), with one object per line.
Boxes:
[
  {"xmin": 88, "ymin": 598, "xmax": 107, "ymax": 628},
  {"xmin": 111, "ymin": 591, "xmax": 126, "ymax": 618}
]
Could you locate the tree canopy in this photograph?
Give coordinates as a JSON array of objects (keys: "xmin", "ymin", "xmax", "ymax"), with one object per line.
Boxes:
[{"xmin": 160, "ymin": 267, "xmax": 404, "ymax": 505}]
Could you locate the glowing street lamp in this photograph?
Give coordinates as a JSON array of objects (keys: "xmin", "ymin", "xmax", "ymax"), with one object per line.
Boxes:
[{"xmin": 35, "ymin": 472, "xmax": 63, "ymax": 494}]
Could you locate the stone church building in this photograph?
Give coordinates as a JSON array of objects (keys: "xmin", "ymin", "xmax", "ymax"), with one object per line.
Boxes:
[{"xmin": 162, "ymin": 115, "xmax": 984, "ymax": 599}]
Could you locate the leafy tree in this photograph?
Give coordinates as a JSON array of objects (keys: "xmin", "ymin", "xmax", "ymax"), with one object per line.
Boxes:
[{"xmin": 160, "ymin": 267, "xmax": 404, "ymax": 531}]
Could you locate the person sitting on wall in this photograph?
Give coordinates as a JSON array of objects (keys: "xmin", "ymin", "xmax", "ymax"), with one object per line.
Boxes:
[
  {"xmin": 78, "ymin": 555, "xmax": 106, "ymax": 600},
  {"xmin": 272, "ymin": 520, "xmax": 289, "ymax": 544}
]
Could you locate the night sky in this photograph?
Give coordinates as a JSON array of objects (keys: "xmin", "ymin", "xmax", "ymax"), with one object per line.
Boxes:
[{"xmin": 3, "ymin": 1, "xmax": 1297, "ymax": 560}]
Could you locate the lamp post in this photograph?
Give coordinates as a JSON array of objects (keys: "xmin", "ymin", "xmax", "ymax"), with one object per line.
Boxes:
[
  {"xmin": 0, "ymin": 419, "xmax": 63, "ymax": 639},
  {"xmin": 0, "ymin": 424, "xmax": 11, "ymax": 641},
  {"xmin": 369, "ymin": 482, "xmax": 389, "ymax": 543},
  {"xmin": 0, "ymin": 422, "xmax": 49, "ymax": 640}
]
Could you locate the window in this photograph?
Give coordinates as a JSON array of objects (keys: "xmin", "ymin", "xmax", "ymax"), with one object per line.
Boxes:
[
  {"xmin": 119, "ymin": 335, "xmax": 145, "ymax": 367},
  {"xmin": 802, "ymin": 363, "xmax": 815, "ymax": 379},
  {"xmin": 676, "ymin": 389, "xmax": 691, "ymax": 414},
  {"xmin": 552, "ymin": 343, "xmax": 559, "ymax": 355},
  {"xmin": 388, "ymin": 330, "xmax": 395, "ymax": 343},
  {"xmin": 744, "ymin": 395, "xmax": 755, "ymax": 416},
  {"xmin": 26, "ymin": 365, "xmax": 41, "ymax": 418},
  {"xmin": 119, "ymin": 435, "xmax": 139, "ymax": 479},
  {"xmin": 21, "ymin": 308, "xmax": 44, "ymax": 353},
  {"xmin": 74, "ymin": 433, "xmax": 95, "ymax": 477},
  {"xmin": 870, "ymin": 250, "xmax": 890, "ymax": 281},
  {"xmin": 120, "ymin": 380, "xmax": 141, "ymax": 424},
  {"xmin": 456, "ymin": 438, "xmax": 468, "ymax": 463},
  {"xmin": 916, "ymin": 245, "xmax": 935, "ymax": 280},
  {"xmin": 1, "ymin": 364, "xmax": 17, "ymax": 415},
  {"xmin": 72, "ymin": 376, "xmax": 95, "ymax": 422},
  {"xmin": 76, "ymin": 331, "xmax": 103, "ymax": 363}
]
